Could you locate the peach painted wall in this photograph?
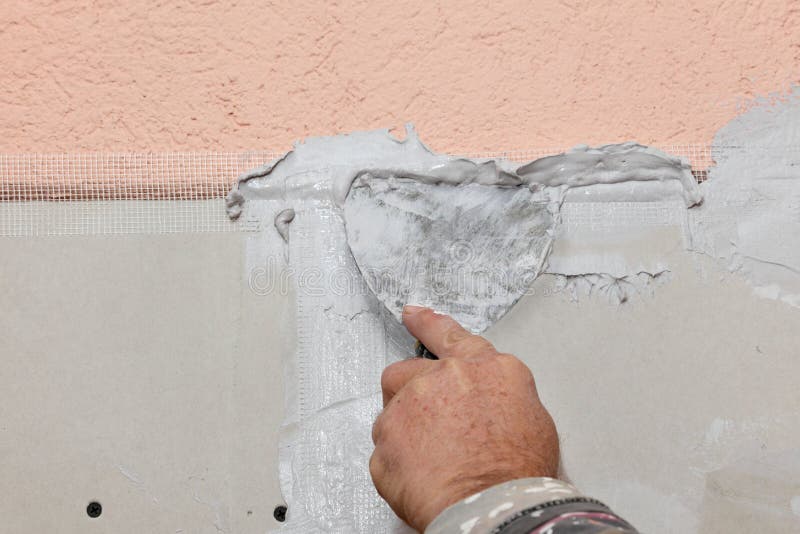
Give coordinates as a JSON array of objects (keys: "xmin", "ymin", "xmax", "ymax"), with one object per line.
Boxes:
[{"xmin": 2, "ymin": 1, "xmax": 798, "ymax": 153}]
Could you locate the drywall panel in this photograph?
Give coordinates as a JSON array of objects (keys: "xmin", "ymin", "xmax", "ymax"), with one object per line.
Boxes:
[
  {"xmin": 490, "ymin": 232, "xmax": 800, "ymax": 533},
  {"xmin": 2, "ymin": 199, "xmax": 798, "ymax": 533},
  {"xmin": 0, "ymin": 206, "xmax": 289, "ymax": 534}
]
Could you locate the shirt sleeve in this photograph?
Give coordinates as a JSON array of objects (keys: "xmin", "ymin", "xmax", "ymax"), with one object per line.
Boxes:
[{"xmin": 424, "ymin": 478, "xmax": 639, "ymax": 534}]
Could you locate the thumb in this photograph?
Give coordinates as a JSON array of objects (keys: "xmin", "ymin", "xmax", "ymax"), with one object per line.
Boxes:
[{"xmin": 402, "ymin": 305, "xmax": 495, "ymax": 359}]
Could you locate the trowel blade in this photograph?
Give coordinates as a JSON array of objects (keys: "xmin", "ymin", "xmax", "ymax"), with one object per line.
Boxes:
[{"xmin": 344, "ymin": 177, "xmax": 555, "ymax": 333}]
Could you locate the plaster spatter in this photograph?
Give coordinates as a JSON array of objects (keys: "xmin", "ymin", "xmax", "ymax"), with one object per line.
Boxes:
[
  {"xmin": 689, "ymin": 87, "xmax": 800, "ymax": 308},
  {"xmin": 274, "ymin": 208, "xmax": 295, "ymax": 243},
  {"xmin": 553, "ymin": 271, "xmax": 672, "ymax": 304}
]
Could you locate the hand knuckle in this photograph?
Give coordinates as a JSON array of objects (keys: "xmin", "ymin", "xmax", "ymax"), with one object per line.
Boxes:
[
  {"xmin": 368, "ymin": 451, "xmax": 383, "ymax": 480},
  {"xmin": 439, "ymin": 357, "xmax": 472, "ymax": 385},
  {"xmin": 380, "ymin": 360, "xmax": 406, "ymax": 391},
  {"xmin": 440, "ymin": 357, "xmax": 463, "ymax": 372},
  {"xmin": 372, "ymin": 413, "xmax": 385, "ymax": 444},
  {"xmin": 380, "ymin": 364, "xmax": 397, "ymax": 392},
  {"xmin": 496, "ymin": 352, "xmax": 530, "ymax": 373},
  {"xmin": 457, "ymin": 333, "xmax": 494, "ymax": 354},
  {"xmin": 441, "ymin": 327, "xmax": 471, "ymax": 350}
]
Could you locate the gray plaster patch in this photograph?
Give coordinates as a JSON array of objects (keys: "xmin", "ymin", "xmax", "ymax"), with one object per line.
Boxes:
[{"xmin": 690, "ymin": 87, "xmax": 800, "ymax": 308}]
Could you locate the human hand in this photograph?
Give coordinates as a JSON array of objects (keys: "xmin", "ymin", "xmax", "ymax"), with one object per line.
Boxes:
[{"xmin": 369, "ymin": 306, "xmax": 560, "ymax": 532}]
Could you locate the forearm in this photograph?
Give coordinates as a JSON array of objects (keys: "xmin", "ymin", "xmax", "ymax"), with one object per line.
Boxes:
[{"xmin": 425, "ymin": 478, "xmax": 638, "ymax": 534}]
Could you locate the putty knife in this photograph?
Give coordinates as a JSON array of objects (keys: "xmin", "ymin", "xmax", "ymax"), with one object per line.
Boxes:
[{"xmin": 344, "ymin": 175, "xmax": 556, "ymax": 352}]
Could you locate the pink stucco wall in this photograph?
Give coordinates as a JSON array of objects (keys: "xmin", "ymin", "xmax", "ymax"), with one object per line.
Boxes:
[{"xmin": 2, "ymin": 1, "xmax": 798, "ymax": 153}]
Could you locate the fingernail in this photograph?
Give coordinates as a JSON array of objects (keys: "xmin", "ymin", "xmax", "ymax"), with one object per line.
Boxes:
[{"xmin": 403, "ymin": 305, "xmax": 427, "ymax": 316}]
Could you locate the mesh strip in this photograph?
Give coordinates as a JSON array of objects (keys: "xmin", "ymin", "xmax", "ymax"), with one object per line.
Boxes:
[
  {"xmin": 0, "ymin": 146, "xmax": 714, "ymax": 236},
  {"xmin": 0, "ymin": 151, "xmax": 280, "ymax": 202}
]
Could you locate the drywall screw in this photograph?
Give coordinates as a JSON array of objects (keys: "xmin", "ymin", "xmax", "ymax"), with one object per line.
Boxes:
[
  {"xmin": 86, "ymin": 501, "xmax": 102, "ymax": 518},
  {"xmin": 273, "ymin": 505, "xmax": 287, "ymax": 522}
]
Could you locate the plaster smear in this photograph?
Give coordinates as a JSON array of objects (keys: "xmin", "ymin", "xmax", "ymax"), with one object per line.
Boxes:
[
  {"xmin": 227, "ymin": 115, "xmax": 800, "ymax": 533},
  {"xmin": 690, "ymin": 87, "xmax": 800, "ymax": 308},
  {"xmin": 228, "ymin": 128, "xmax": 703, "ymax": 533},
  {"xmin": 228, "ymin": 117, "xmax": 800, "ymax": 533},
  {"xmin": 227, "ymin": 127, "xmax": 701, "ymax": 213},
  {"xmin": 544, "ymin": 201, "xmax": 688, "ymax": 303},
  {"xmin": 229, "ymin": 125, "xmax": 702, "ymax": 313}
]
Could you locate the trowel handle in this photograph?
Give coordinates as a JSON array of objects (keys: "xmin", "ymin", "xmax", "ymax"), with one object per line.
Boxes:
[{"xmin": 414, "ymin": 340, "xmax": 439, "ymax": 360}]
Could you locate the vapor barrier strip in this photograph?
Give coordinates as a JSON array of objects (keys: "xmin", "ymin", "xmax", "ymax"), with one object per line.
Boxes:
[{"xmin": 0, "ymin": 146, "xmax": 713, "ymax": 236}]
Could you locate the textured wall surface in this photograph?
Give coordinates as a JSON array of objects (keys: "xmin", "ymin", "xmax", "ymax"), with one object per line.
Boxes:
[{"xmin": 1, "ymin": 0, "xmax": 798, "ymax": 153}]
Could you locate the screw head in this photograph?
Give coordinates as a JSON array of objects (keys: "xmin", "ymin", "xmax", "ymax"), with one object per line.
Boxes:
[
  {"xmin": 273, "ymin": 505, "xmax": 287, "ymax": 522},
  {"xmin": 86, "ymin": 501, "xmax": 102, "ymax": 518}
]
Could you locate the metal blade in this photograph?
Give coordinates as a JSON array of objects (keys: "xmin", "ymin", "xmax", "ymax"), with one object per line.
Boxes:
[{"xmin": 344, "ymin": 177, "xmax": 555, "ymax": 333}]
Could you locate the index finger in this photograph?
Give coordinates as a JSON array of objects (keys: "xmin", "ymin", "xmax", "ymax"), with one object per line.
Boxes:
[{"xmin": 402, "ymin": 305, "xmax": 495, "ymax": 359}]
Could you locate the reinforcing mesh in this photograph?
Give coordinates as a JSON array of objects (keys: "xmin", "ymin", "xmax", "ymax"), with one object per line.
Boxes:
[{"xmin": 0, "ymin": 146, "xmax": 714, "ymax": 236}]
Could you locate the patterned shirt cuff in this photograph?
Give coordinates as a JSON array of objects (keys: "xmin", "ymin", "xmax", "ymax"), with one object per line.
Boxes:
[{"xmin": 425, "ymin": 477, "xmax": 584, "ymax": 534}]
